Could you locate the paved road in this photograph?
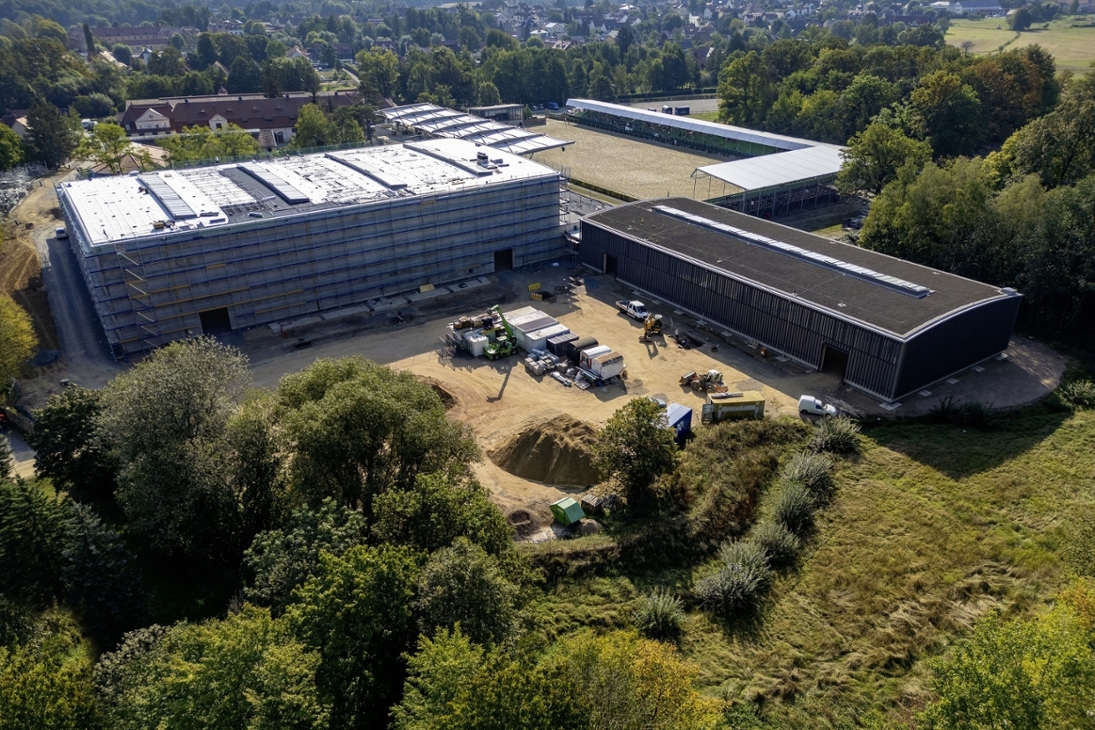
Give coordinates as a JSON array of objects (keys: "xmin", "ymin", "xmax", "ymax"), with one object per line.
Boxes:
[
  {"xmin": 35, "ymin": 229, "xmax": 117, "ymax": 371},
  {"xmin": 4, "ymin": 429, "xmax": 36, "ymax": 479}
]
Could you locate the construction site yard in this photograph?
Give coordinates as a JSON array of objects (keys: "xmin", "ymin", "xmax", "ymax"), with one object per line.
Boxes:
[
  {"xmin": 530, "ymin": 119, "xmax": 725, "ymax": 201},
  {"xmin": 219, "ymin": 264, "xmax": 1062, "ymax": 530}
]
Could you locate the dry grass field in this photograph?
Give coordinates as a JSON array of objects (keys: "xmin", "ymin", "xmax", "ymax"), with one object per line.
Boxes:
[
  {"xmin": 947, "ymin": 17, "xmax": 1095, "ymax": 74},
  {"xmin": 529, "ymin": 118, "xmax": 723, "ymax": 200}
]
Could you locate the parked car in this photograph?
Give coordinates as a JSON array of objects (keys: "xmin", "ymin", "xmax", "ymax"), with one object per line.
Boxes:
[
  {"xmin": 55, "ymin": 226, "xmax": 67, "ymax": 239},
  {"xmin": 798, "ymin": 395, "xmax": 838, "ymax": 416}
]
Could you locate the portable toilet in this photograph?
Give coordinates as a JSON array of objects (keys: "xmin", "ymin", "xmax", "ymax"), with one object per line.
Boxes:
[
  {"xmin": 550, "ymin": 497, "xmax": 586, "ymax": 526},
  {"xmin": 665, "ymin": 403, "xmax": 693, "ymax": 446}
]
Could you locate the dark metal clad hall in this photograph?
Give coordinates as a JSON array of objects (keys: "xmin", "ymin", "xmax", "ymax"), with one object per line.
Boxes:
[{"xmin": 580, "ymin": 198, "xmax": 1021, "ymax": 402}]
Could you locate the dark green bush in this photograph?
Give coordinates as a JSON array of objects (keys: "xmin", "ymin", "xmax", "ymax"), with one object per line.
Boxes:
[
  {"xmin": 1061, "ymin": 380, "xmax": 1095, "ymax": 409},
  {"xmin": 752, "ymin": 520, "xmax": 799, "ymax": 569},
  {"xmin": 809, "ymin": 416, "xmax": 861, "ymax": 454},
  {"xmin": 774, "ymin": 482, "xmax": 816, "ymax": 535},
  {"xmin": 634, "ymin": 588, "xmax": 685, "ymax": 641}
]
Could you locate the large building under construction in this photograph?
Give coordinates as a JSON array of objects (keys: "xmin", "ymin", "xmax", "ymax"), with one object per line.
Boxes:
[{"xmin": 56, "ymin": 139, "xmax": 564, "ymax": 357}]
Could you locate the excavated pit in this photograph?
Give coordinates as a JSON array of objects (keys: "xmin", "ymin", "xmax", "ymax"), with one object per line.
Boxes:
[{"xmin": 488, "ymin": 415, "xmax": 603, "ymax": 487}]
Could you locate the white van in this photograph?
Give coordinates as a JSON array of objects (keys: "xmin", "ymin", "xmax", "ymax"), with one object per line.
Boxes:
[
  {"xmin": 55, "ymin": 226, "xmax": 68, "ymax": 239},
  {"xmin": 798, "ymin": 395, "xmax": 838, "ymax": 416}
]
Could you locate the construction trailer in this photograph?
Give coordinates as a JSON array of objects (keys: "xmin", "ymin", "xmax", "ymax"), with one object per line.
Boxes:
[
  {"xmin": 57, "ymin": 139, "xmax": 564, "ymax": 358},
  {"xmin": 702, "ymin": 391, "xmax": 766, "ymax": 424}
]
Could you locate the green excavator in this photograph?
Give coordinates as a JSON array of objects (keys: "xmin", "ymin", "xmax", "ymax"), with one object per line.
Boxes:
[{"xmin": 484, "ymin": 306, "xmax": 518, "ymax": 360}]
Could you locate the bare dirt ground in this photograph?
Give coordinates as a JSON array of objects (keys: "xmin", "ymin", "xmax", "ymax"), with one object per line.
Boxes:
[
  {"xmin": 1, "ymin": 173, "xmax": 64, "ymax": 355},
  {"xmin": 529, "ymin": 119, "xmax": 721, "ymax": 200},
  {"xmin": 228, "ymin": 263, "xmax": 1066, "ymax": 517}
]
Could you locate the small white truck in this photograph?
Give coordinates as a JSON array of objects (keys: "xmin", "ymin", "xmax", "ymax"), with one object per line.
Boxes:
[
  {"xmin": 798, "ymin": 395, "xmax": 838, "ymax": 417},
  {"xmin": 615, "ymin": 300, "xmax": 649, "ymax": 321}
]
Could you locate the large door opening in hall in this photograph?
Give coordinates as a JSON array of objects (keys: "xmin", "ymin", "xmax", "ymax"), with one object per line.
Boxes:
[
  {"xmin": 199, "ymin": 307, "xmax": 232, "ymax": 335},
  {"xmin": 603, "ymin": 254, "xmax": 617, "ymax": 275},
  {"xmin": 494, "ymin": 248, "xmax": 513, "ymax": 272},
  {"xmin": 820, "ymin": 344, "xmax": 849, "ymax": 381}
]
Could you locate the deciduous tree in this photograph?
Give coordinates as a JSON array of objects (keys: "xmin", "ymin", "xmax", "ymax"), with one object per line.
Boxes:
[
  {"xmin": 95, "ymin": 337, "xmax": 255, "ymax": 562},
  {"xmin": 837, "ymin": 120, "xmax": 932, "ymax": 195},
  {"xmin": 287, "ymin": 545, "xmax": 420, "ymax": 730},
  {"xmin": 592, "ymin": 398, "xmax": 678, "ymax": 511},
  {"xmin": 29, "ymin": 387, "xmax": 117, "ymax": 509},
  {"xmin": 415, "ymin": 538, "xmax": 517, "ymax": 647},
  {"xmin": 275, "ymin": 357, "xmax": 478, "ymax": 514},
  {"xmin": 0, "ymin": 296, "xmax": 35, "ymax": 386},
  {"xmin": 158, "ymin": 123, "xmax": 260, "ymax": 163},
  {"xmin": 76, "ymin": 123, "xmax": 148, "ymax": 175}
]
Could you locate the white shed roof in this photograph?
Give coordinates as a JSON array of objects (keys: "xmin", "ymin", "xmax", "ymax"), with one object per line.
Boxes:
[
  {"xmin": 695, "ymin": 145, "xmax": 845, "ymax": 192},
  {"xmin": 382, "ymin": 103, "xmax": 572, "ymax": 155}
]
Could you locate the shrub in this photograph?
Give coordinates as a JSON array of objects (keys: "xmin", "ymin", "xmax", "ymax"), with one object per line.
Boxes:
[
  {"xmin": 809, "ymin": 415, "xmax": 860, "ymax": 454},
  {"xmin": 1061, "ymin": 380, "xmax": 1095, "ymax": 409},
  {"xmin": 696, "ymin": 556, "xmax": 771, "ymax": 616},
  {"xmin": 752, "ymin": 520, "xmax": 799, "ymax": 569},
  {"xmin": 717, "ymin": 538, "xmax": 770, "ymax": 573},
  {"xmin": 634, "ymin": 588, "xmax": 685, "ymax": 641},
  {"xmin": 781, "ymin": 451, "xmax": 833, "ymax": 503},
  {"xmin": 774, "ymin": 482, "xmax": 816, "ymax": 535}
]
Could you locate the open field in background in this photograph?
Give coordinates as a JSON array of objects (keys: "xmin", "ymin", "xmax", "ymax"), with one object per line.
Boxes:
[
  {"xmin": 527, "ymin": 405, "xmax": 1095, "ymax": 725},
  {"xmin": 947, "ymin": 17, "xmax": 1095, "ymax": 74},
  {"xmin": 530, "ymin": 118, "xmax": 721, "ymax": 200}
]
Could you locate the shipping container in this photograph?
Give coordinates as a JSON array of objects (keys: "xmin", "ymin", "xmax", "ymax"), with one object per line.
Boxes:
[
  {"xmin": 701, "ymin": 391, "xmax": 766, "ymax": 423},
  {"xmin": 565, "ymin": 336, "xmax": 599, "ymax": 362},
  {"xmin": 547, "ymin": 332, "xmax": 579, "ymax": 357},
  {"xmin": 525, "ymin": 323, "xmax": 570, "ymax": 352}
]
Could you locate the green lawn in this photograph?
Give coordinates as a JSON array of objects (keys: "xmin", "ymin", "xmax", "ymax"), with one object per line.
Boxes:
[
  {"xmin": 526, "ymin": 402, "xmax": 1095, "ymax": 726},
  {"xmin": 947, "ymin": 16, "xmax": 1095, "ymax": 74},
  {"xmin": 691, "ymin": 110, "xmax": 720, "ymax": 122}
]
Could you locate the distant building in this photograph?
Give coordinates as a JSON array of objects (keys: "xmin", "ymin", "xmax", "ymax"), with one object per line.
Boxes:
[
  {"xmin": 468, "ymin": 103, "xmax": 525, "ymax": 122},
  {"xmin": 118, "ymin": 92, "xmax": 360, "ymax": 148},
  {"xmin": 69, "ymin": 25, "xmax": 198, "ymax": 52}
]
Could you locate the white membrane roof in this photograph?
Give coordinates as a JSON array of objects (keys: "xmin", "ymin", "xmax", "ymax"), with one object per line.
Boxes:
[
  {"xmin": 59, "ymin": 139, "xmax": 558, "ymax": 247},
  {"xmin": 565, "ymin": 98, "xmax": 840, "ymax": 152},
  {"xmin": 564, "ymin": 98, "xmax": 846, "ymax": 192},
  {"xmin": 382, "ymin": 103, "xmax": 573, "ymax": 155},
  {"xmin": 695, "ymin": 145, "xmax": 845, "ymax": 191}
]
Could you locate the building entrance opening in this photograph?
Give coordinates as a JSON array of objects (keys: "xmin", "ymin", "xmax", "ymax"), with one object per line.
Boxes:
[
  {"xmin": 604, "ymin": 254, "xmax": 617, "ymax": 275},
  {"xmin": 820, "ymin": 344, "xmax": 849, "ymax": 380},
  {"xmin": 494, "ymin": 248, "xmax": 513, "ymax": 272},
  {"xmin": 199, "ymin": 307, "xmax": 233, "ymax": 335}
]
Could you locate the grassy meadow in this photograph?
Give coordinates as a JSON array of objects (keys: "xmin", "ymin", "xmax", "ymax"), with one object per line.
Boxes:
[
  {"xmin": 523, "ymin": 398, "xmax": 1095, "ymax": 726},
  {"xmin": 947, "ymin": 16, "xmax": 1095, "ymax": 74}
]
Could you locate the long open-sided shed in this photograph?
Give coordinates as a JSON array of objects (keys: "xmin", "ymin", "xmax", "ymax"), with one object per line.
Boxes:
[
  {"xmin": 564, "ymin": 99, "xmax": 845, "ymax": 216},
  {"xmin": 580, "ymin": 198, "xmax": 1021, "ymax": 402}
]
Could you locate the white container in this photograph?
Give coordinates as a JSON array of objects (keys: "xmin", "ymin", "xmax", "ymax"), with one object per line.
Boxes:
[
  {"xmin": 525, "ymin": 323, "xmax": 570, "ymax": 352},
  {"xmin": 579, "ymin": 345, "xmax": 611, "ymax": 367},
  {"xmin": 465, "ymin": 332, "xmax": 488, "ymax": 357}
]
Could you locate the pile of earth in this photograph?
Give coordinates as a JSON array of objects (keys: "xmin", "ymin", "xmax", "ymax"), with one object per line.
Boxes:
[{"xmin": 488, "ymin": 415, "xmax": 602, "ymax": 487}]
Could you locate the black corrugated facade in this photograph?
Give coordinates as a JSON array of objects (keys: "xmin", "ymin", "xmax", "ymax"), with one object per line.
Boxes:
[{"xmin": 580, "ymin": 219, "xmax": 1021, "ymax": 402}]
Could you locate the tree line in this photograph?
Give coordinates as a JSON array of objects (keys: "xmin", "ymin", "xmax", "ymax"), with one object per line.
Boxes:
[{"xmin": 0, "ymin": 338, "xmax": 728, "ymax": 730}]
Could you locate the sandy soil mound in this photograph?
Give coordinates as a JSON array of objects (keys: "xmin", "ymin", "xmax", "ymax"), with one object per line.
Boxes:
[{"xmin": 488, "ymin": 415, "xmax": 602, "ymax": 487}]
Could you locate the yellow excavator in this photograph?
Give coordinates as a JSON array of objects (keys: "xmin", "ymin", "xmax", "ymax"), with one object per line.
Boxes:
[{"xmin": 638, "ymin": 313, "xmax": 663, "ymax": 342}]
